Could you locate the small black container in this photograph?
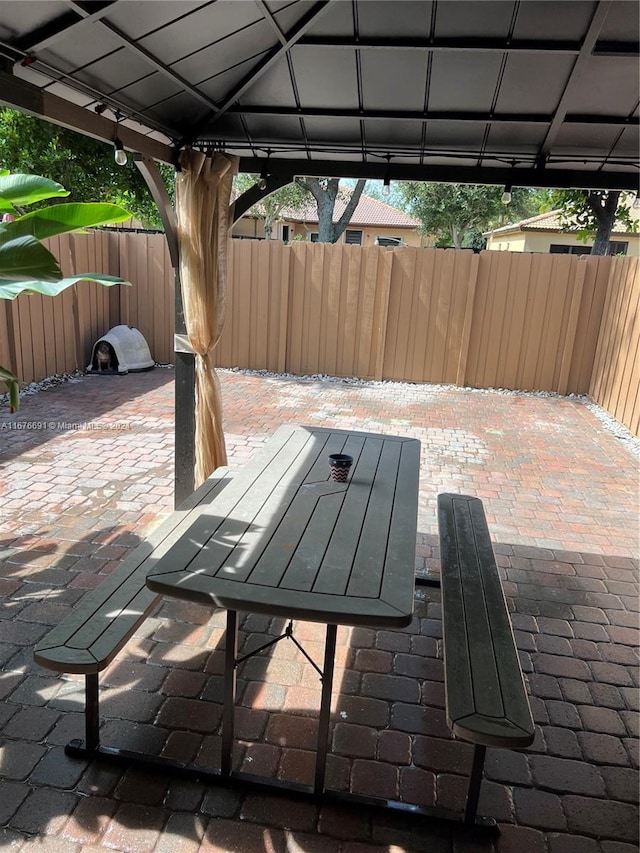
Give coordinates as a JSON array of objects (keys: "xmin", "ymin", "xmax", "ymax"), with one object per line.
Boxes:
[{"xmin": 329, "ymin": 453, "xmax": 353, "ymax": 482}]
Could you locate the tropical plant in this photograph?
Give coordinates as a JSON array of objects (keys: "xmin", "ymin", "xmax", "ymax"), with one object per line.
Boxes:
[
  {"xmin": 0, "ymin": 171, "xmax": 131, "ymax": 410},
  {"xmin": 0, "ymin": 107, "xmax": 173, "ymax": 229}
]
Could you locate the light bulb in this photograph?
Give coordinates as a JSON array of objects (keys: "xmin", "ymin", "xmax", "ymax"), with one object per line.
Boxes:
[
  {"xmin": 501, "ymin": 188, "xmax": 512, "ymax": 204},
  {"xmin": 382, "ymin": 181, "xmax": 391, "ymax": 197},
  {"xmin": 114, "ymin": 140, "xmax": 127, "ymax": 166},
  {"xmin": 633, "ymin": 194, "xmax": 640, "ymax": 210},
  {"xmin": 258, "ymin": 177, "xmax": 267, "ymax": 190}
]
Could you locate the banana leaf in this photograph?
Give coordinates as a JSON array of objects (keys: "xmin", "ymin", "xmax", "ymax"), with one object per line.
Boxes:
[
  {"xmin": 0, "ymin": 202, "xmax": 131, "ymax": 242},
  {"xmin": 0, "ymin": 274, "xmax": 131, "ymax": 300},
  {"xmin": 0, "ymin": 235, "xmax": 62, "ymax": 282},
  {"xmin": 0, "ymin": 174, "xmax": 69, "ymax": 214}
]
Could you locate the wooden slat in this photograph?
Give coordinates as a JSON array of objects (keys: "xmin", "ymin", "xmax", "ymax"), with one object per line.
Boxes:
[{"xmin": 438, "ymin": 493, "xmax": 535, "ymax": 749}]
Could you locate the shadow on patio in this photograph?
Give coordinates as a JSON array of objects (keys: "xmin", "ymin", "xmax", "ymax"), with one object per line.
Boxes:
[{"xmin": 0, "ymin": 370, "xmax": 637, "ymax": 852}]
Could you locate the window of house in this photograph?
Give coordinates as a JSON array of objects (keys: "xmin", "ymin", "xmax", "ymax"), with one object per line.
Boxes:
[
  {"xmin": 281, "ymin": 225, "xmax": 290, "ymax": 243},
  {"xmin": 345, "ymin": 230, "xmax": 363, "ymax": 245},
  {"xmin": 375, "ymin": 236, "xmax": 403, "ymax": 247},
  {"xmin": 608, "ymin": 241, "xmax": 628, "ymax": 255},
  {"xmin": 308, "ymin": 232, "xmax": 319, "ymax": 242},
  {"xmin": 550, "ymin": 244, "xmax": 592, "ymax": 255},
  {"xmin": 549, "ymin": 241, "xmax": 628, "ymax": 256}
]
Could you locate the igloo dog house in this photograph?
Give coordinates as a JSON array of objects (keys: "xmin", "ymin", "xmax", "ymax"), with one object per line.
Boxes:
[{"xmin": 87, "ymin": 325, "xmax": 154, "ymax": 375}]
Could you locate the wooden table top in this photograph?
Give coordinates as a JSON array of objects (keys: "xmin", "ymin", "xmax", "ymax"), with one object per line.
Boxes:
[{"xmin": 146, "ymin": 425, "xmax": 420, "ymax": 628}]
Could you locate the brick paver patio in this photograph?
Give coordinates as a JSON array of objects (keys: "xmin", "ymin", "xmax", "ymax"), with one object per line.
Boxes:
[{"xmin": 0, "ymin": 368, "xmax": 638, "ymax": 853}]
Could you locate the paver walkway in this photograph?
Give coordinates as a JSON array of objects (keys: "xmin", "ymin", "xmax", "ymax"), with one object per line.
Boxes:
[{"xmin": 0, "ymin": 368, "xmax": 638, "ymax": 853}]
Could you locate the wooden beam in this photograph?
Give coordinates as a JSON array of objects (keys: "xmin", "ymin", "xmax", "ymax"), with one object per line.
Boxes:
[{"xmin": 0, "ymin": 70, "xmax": 175, "ymax": 164}]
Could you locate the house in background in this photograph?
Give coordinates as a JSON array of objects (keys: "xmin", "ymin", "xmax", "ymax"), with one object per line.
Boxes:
[
  {"xmin": 232, "ymin": 191, "xmax": 426, "ymax": 247},
  {"xmin": 485, "ymin": 207, "xmax": 640, "ymax": 256}
]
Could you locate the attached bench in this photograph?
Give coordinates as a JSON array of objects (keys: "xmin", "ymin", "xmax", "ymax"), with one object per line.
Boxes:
[
  {"xmin": 34, "ymin": 468, "xmax": 233, "ymax": 755},
  {"xmin": 435, "ymin": 493, "xmax": 535, "ymax": 825}
]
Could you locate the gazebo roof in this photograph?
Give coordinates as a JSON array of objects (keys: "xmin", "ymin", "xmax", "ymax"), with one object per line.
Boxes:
[{"xmin": 0, "ymin": 0, "xmax": 637, "ymax": 190}]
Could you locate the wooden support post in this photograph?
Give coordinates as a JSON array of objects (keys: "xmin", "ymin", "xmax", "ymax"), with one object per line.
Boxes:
[{"xmin": 134, "ymin": 155, "xmax": 195, "ymax": 505}]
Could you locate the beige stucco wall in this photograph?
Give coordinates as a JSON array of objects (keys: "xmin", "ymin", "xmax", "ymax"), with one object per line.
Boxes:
[
  {"xmin": 487, "ymin": 230, "xmax": 640, "ymax": 256},
  {"xmin": 230, "ymin": 217, "xmax": 424, "ymax": 247},
  {"xmin": 288, "ymin": 222, "xmax": 424, "ymax": 246}
]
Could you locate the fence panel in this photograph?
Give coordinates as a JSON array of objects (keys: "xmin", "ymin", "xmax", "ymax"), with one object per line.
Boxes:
[
  {"xmin": 382, "ymin": 248, "xmax": 473, "ymax": 383},
  {"xmin": 285, "ymin": 243, "xmax": 390, "ymax": 379},
  {"xmin": 119, "ymin": 231, "xmax": 174, "ymax": 364},
  {"xmin": 566, "ymin": 257, "xmax": 613, "ymax": 395},
  {"xmin": 4, "ymin": 230, "xmax": 639, "ymax": 438},
  {"xmin": 465, "ymin": 251, "xmax": 591, "ymax": 393},
  {"xmin": 589, "ymin": 257, "xmax": 640, "ymax": 436},
  {"xmin": 216, "ymin": 240, "xmax": 289, "ymax": 372}
]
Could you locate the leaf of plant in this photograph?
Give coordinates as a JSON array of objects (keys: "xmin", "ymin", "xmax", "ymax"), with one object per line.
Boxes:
[
  {"xmin": 0, "ymin": 274, "xmax": 131, "ymax": 300},
  {"xmin": 0, "ymin": 173, "xmax": 69, "ymax": 208},
  {"xmin": 0, "ymin": 235, "xmax": 62, "ymax": 282},
  {"xmin": 4, "ymin": 202, "xmax": 132, "ymax": 242}
]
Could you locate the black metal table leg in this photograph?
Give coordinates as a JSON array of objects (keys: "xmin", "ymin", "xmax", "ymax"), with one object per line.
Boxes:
[
  {"xmin": 221, "ymin": 609, "xmax": 238, "ymax": 776},
  {"xmin": 464, "ymin": 744, "xmax": 486, "ymax": 825},
  {"xmin": 85, "ymin": 672, "xmax": 100, "ymax": 753},
  {"xmin": 314, "ymin": 623, "xmax": 337, "ymax": 795}
]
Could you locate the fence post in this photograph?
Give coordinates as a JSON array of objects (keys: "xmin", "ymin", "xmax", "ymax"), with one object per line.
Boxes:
[
  {"xmin": 557, "ymin": 256, "xmax": 588, "ymax": 396},
  {"xmin": 456, "ymin": 252, "xmax": 480, "ymax": 387}
]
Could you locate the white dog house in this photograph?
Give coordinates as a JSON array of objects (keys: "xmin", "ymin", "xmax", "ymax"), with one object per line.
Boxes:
[{"xmin": 87, "ymin": 325, "xmax": 154, "ymax": 375}]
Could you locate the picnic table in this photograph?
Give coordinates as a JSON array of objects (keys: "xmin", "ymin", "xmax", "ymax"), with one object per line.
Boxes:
[
  {"xmin": 146, "ymin": 424, "xmax": 421, "ymax": 794},
  {"xmin": 36, "ymin": 423, "xmax": 532, "ymax": 833}
]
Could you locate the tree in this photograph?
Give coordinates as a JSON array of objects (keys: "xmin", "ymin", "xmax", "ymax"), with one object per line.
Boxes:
[
  {"xmin": 0, "ymin": 172, "xmax": 131, "ymax": 411},
  {"xmin": 0, "ymin": 108, "xmax": 173, "ymax": 228},
  {"xmin": 234, "ymin": 174, "xmax": 309, "ymax": 239},
  {"xmin": 398, "ymin": 182, "xmax": 550, "ymax": 249},
  {"xmin": 234, "ymin": 175, "xmax": 367, "ymax": 244},
  {"xmin": 551, "ymin": 190, "xmax": 638, "ymax": 255},
  {"xmin": 296, "ymin": 178, "xmax": 366, "ymax": 243}
]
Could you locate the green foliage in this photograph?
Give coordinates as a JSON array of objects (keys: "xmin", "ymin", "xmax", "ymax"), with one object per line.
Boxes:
[
  {"xmin": 398, "ymin": 182, "xmax": 551, "ymax": 249},
  {"xmin": 0, "ymin": 108, "xmax": 174, "ymax": 228},
  {"xmin": 234, "ymin": 174, "xmax": 310, "ymax": 239},
  {"xmin": 235, "ymin": 174, "xmax": 366, "ymax": 243},
  {"xmin": 0, "ymin": 171, "xmax": 131, "ymax": 410},
  {"xmin": 0, "ymin": 172, "xmax": 131, "ymax": 293},
  {"xmin": 551, "ymin": 189, "xmax": 638, "ymax": 245}
]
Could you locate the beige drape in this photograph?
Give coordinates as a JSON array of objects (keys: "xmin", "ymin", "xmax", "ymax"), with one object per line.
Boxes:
[{"xmin": 176, "ymin": 149, "xmax": 238, "ymax": 487}]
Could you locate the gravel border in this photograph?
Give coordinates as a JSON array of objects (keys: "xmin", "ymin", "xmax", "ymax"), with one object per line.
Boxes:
[{"xmin": 3, "ymin": 365, "xmax": 639, "ymax": 458}]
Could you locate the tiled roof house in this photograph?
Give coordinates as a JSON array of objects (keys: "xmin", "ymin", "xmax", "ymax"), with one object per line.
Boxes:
[
  {"xmin": 485, "ymin": 206, "xmax": 640, "ymax": 256},
  {"xmin": 232, "ymin": 190, "xmax": 426, "ymax": 247}
]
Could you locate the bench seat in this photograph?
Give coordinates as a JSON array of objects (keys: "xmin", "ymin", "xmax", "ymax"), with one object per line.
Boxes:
[
  {"xmin": 437, "ymin": 492, "xmax": 534, "ymax": 823},
  {"xmin": 33, "ymin": 468, "xmax": 233, "ymax": 749}
]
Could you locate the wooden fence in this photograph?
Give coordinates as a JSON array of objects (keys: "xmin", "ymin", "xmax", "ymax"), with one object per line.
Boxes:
[{"xmin": 1, "ymin": 235, "xmax": 638, "ymax": 437}]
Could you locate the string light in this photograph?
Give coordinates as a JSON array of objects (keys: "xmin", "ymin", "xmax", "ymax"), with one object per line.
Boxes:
[
  {"xmin": 114, "ymin": 139, "xmax": 127, "ymax": 166},
  {"xmin": 113, "ymin": 112, "xmax": 127, "ymax": 166},
  {"xmin": 501, "ymin": 182, "xmax": 512, "ymax": 204},
  {"xmin": 259, "ymin": 151, "xmax": 270, "ymax": 190}
]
